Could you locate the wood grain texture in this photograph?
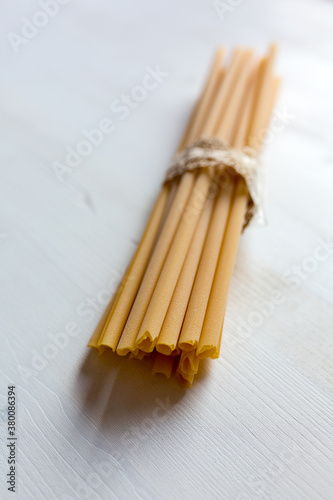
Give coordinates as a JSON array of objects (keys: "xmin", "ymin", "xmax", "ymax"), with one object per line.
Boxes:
[{"xmin": 0, "ymin": 1, "xmax": 332, "ymax": 499}]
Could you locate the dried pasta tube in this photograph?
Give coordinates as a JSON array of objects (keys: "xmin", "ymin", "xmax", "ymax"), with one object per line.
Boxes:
[
  {"xmin": 216, "ymin": 50, "xmax": 253, "ymax": 139},
  {"xmin": 129, "ymin": 350, "xmax": 149, "ymax": 360},
  {"xmin": 116, "ymin": 172, "xmax": 195, "ymax": 355},
  {"xmin": 185, "ymin": 48, "xmax": 225, "ymax": 145},
  {"xmin": 152, "ymin": 353, "xmax": 176, "ymax": 378},
  {"xmin": 156, "ymin": 180, "xmax": 179, "ymax": 238},
  {"xmin": 257, "ymin": 75, "xmax": 280, "ymax": 150},
  {"xmin": 178, "ymin": 181, "xmax": 233, "ymax": 351},
  {"xmin": 197, "ymin": 177, "xmax": 248, "ymax": 359},
  {"xmin": 87, "ymin": 287, "xmax": 118, "ymax": 352},
  {"xmin": 178, "ymin": 350, "xmax": 200, "ymax": 376},
  {"xmin": 156, "ymin": 195, "xmax": 214, "ymax": 355},
  {"xmin": 231, "ymin": 62, "xmax": 259, "ymax": 148},
  {"xmin": 175, "ymin": 360, "xmax": 196, "ymax": 388},
  {"xmin": 213, "ymin": 322, "xmax": 224, "ymax": 359},
  {"xmin": 176, "ymin": 373, "xmax": 194, "ymax": 388},
  {"xmin": 247, "ymin": 44, "xmax": 277, "ymax": 148},
  {"xmin": 201, "ymin": 48, "xmax": 245, "ymax": 136},
  {"xmin": 136, "ymin": 171, "xmax": 211, "ymax": 352}
]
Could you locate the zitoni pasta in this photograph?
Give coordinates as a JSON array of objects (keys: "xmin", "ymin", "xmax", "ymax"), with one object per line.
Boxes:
[{"xmin": 88, "ymin": 45, "xmax": 280, "ymax": 386}]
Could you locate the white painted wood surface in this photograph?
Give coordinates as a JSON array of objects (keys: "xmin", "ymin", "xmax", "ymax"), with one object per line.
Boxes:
[{"xmin": 1, "ymin": 1, "xmax": 332, "ymax": 499}]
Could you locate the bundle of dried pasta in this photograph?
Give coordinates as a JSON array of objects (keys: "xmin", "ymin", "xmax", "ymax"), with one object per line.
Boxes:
[{"xmin": 88, "ymin": 45, "xmax": 280, "ymax": 387}]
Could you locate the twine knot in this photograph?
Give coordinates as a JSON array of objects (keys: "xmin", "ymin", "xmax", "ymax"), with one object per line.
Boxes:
[{"xmin": 165, "ymin": 137, "xmax": 265, "ymax": 228}]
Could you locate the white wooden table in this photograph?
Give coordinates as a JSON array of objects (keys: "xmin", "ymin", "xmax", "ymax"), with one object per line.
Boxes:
[{"xmin": 1, "ymin": 1, "xmax": 332, "ymax": 499}]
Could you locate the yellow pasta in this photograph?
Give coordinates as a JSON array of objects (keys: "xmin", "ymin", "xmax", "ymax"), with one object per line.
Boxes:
[
  {"xmin": 87, "ymin": 45, "xmax": 280, "ymax": 387},
  {"xmin": 152, "ymin": 353, "xmax": 176, "ymax": 378}
]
